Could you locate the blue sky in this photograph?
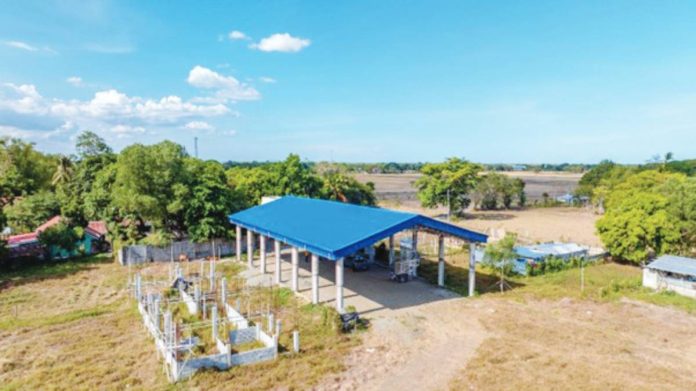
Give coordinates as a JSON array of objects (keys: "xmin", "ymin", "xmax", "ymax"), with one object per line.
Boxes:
[{"xmin": 2, "ymin": 1, "xmax": 696, "ymax": 163}]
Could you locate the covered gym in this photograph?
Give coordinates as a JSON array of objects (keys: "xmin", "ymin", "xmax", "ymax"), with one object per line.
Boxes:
[{"xmin": 228, "ymin": 196, "xmax": 487, "ymax": 313}]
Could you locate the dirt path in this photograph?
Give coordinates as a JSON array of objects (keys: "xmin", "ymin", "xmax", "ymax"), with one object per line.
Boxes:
[
  {"xmin": 319, "ymin": 296, "xmax": 696, "ymax": 391},
  {"xmin": 318, "ymin": 298, "xmax": 489, "ymax": 391}
]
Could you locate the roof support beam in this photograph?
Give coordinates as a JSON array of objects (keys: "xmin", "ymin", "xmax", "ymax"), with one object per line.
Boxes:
[
  {"xmin": 336, "ymin": 257, "xmax": 344, "ymax": 313},
  {"xmin": 247, "ymin": 230, "xmax": 254, "ymax": 268},
  {"xmin": 468, "ymin": 243, "xmax": 476, "ymax": 297},
  {"xmin": 438, "ymin": 235, "xmax": 445, "ymax": 287},
  {"xmin": 235, "ymin": 225, "xmax": 242, "ymax": 263},
  {"xmin": 311, "ymin": 254, "xmax": 319, "ymax": 304},
  {"xmin": 291, "ymin": 247, "xmax": 299, "ymax": 292},
  {"xmin": 274, "ymin": 240, "xmax": 281, "ymax": 284},
  {"xmin": 259, "ymin": 235, "xmax": 267, "ymax": 273}
]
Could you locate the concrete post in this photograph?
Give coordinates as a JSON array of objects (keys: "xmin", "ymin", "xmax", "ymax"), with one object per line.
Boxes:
[
  {"xmin": 468, "ymin": 243, "xmax": 476, "ymax": 297},
  {"xmin": 134, "ymin": 273, "xmax": 141, "ymax": 300},
  {"xmin": 336, "ymin": 258, "xmax": 345, "ymax": 312},
  {"xmin": 438, "ymin": 235, "xmax": 445, "ymax": 287},
  {"xmin": 236, "ymin": 225, "xmax": 242, "ymax": 262},
  {"xmin": 389, "ymin": 235, "xmax": 395, "ymax": 266},
  {"xmin": 154, "ymin": 298, "xmax": 160, "ymax": 330},
  {"xmin": 412, "ymin": 229, "xmax": 419, "ymax": 277},
  {"xmin": 311, "ymin": 254, "xmax": 319, "ymax": 304},
  {"xmin": 260, "ymin": 235, "xmax": 267, "ymax": 273},
  {"xmin": 268, "ymin": 313, "xmax": 275, "ymax": 333},
  {"xmin": 275, "ymin": 319, "xmax": 282, "ymax": 337},
  {"xmin": 164, "ymin": 311, "xmax": 172, "ymax": 347},
  {"xmin": 291, "ymin": 247, "xmax": 299, "ymax": 292},
  {"xmin": 209, "ymin": 259, "xmax": 215, "ymax": 290},
  {"xmin": 293, "ymin": 330, "xmax": 300, "ymax": 353},
  {"xmin": 274, "ymin": 240, "xmax": 281, "ymax": 284},
  {"xmin": 220, "ymin": 277, "xmax": 227, "ymax": 304},
  {"xmin": 211, "ymin": 304, "xmax": 218, "ymax": 341},
  {"xmin": 247, "ymin": 230, "xmax": 254, "ymax": 268}
]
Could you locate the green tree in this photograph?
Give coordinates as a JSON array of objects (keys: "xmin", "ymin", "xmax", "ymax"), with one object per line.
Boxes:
[
  {"xmin": 416, "ymin": 158, "xmax": 482, "ymax": 215},
  {"xmin": 321, "ymin": 171, "xmax": 376, "ymax": 206},
  {"xmin": 4, "ymin": 191, "xmax": 60, "ymax": 233},
  {"xmin": 37, "ymin": 222, "xmax": 80, "ymax": 259},
  {"xmin": 482, "ymin": 233, "xmax": 518, "ymax": 292},
  {"xmin": 51, "ymin": 156, "xmax": 74, "ymax": 186},
  {"xmin": 596, "ymin": 171, "xmax": 683, "ymax": 263},
  {"xmin": 183, "ymin": 159, "xmax": 240, "ymax": 241}
]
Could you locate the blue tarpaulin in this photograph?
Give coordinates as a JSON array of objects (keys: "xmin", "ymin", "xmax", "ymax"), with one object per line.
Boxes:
[{"xmin": 228, "ymin": 196, "xmax": 487, "ymax": 260}]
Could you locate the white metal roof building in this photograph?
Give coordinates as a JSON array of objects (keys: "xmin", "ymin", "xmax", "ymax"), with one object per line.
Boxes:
[{"xmin": 643, "ymin": 255, "xmax": 696, "ymax": 298}]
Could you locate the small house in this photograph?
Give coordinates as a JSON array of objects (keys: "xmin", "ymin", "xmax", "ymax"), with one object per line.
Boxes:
[{"xmin": 643, "ymin": 255, "xmax": 696, "ymax": 298}]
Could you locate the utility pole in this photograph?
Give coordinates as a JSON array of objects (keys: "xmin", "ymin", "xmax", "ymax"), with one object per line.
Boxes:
[
  {"xmin": 194, "ymin": 137, "xmax": 199, "ymax": 158},
  {"xmin": 447, "ymin": 188, "xmax": 451, "ymax": 221}
]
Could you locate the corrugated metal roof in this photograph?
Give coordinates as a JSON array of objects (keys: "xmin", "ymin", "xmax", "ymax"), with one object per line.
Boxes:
[
  {"xmin": 229, "ymin": 196, "xmax": 487, "ymax": 260},
  {"xmin": 646, "ymin": 255, "xmax": 696, "ymax": 277},
  {"xmin": 515, "ymin": 242, "xmax": 588, "ymax": 260}
]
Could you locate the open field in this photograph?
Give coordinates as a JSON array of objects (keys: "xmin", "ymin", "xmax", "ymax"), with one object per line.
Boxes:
[
  {"xmin": 353, "ymin": 172, "xmax": 601, "ymax": 246},
  {"xmin": 0, "ymin": 255, "xmax": 359, "ymax": 391},
  {"xmin": 2, "ymin": 253, "xmax": 695, "ymax": 390}
]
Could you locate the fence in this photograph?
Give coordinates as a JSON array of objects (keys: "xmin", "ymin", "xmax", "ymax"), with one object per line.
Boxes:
[{"xmin": 118, "ymin": 239, "xmax": 235, "ymax": 265}]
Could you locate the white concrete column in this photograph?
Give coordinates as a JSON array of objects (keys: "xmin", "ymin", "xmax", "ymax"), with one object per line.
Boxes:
[
  {"xmin": 220, "ymin": 277, "xmax": 227, "ymax": 305},
  {"xmin": 274, "ymin": 240, "xmax": 281, "ymax": 284},
  {"xmin": 291, "ymin": 247, "xmax": 299, "ymax": 292},
  {"xmin": 335, "ymin": 258, "xmax": 344, "ymax": 312},
  {"xmin": 411, "ymin": 229, "xmax": 418, "ymax": 251},
  {"xmin": 468, "ymin": 243, "xmax": 476, "ymax": 297},
  {"xmin": 389, "ymin": 235, "xmax": 395, "ymax": 265},
  {"xmin": 438, "ymin": 235, "xmax": 445, "ymax": 287},
  {"xmin": 259, "ymin": 235, "xmax": 267, "ymax": 273},
  {"xmin": 311, "ymin": 254, "xmax": 319, "ymax": 304},
  {"xmin": 236, "ymin": 225, "xmax": 242, "ymax": 262},
  {"xmin": 211, "ymin": 304, "xmax": 218, "ymax": 341},
  {"xmin": 247, "ymin": 230, "xmax": 254, "ymax": 268}
]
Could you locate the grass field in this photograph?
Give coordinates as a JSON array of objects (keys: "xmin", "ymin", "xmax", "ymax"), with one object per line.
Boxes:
[{"xmin": 0, "ymin": 255, "xmax": 360, "ymax": 391}]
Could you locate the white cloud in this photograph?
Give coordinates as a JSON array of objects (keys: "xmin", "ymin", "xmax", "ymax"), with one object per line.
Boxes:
[
  {"xmin": 3, "ymin": 40, "xmax": 38, "ymax": 51},
  {"xmin": 250, "ymin": 33, "xmax": 310, "ymax": 53},
  {"xmin": 259, "ymin": 76, "xmax": 276, "ymax": 84},
  {"xmin": 228, "ymin": 30, "xmax": 248, "ymax": 40},
  {"xmin": 66, "ymin": 76, "xmax": 83, "ymax": 87},
  {"xmin": 187, "ymin": 65, "xmax": 260, "ymax": 102},
  {"xmin": 184, "ymin": 121, "xmax": 213, "ymax": 131}
]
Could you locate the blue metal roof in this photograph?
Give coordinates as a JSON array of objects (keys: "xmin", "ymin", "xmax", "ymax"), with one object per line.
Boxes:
[
  {"xmin": 646, "ymin": 255, "xmax": 696, "ymax": 277},
  {"xmin": 229, "ymin": 196, "xmax": 487, "ymax": 260},
  {"xmin": 515, "ymin": 242, "xmax": 588, "ymax": 260}
]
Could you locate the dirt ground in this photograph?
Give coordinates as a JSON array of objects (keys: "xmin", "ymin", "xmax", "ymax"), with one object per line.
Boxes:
[
  {"xmin": 353, "ymin": 172, "xmax": 601, "ymax": 247},
  {"xmin": 318, "ymin": 296, "xmax": 696, "ymax": 391}
]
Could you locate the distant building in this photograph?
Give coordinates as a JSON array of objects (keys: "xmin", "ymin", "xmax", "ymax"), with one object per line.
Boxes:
[
  {"xmin": 643, "ymin": 255, "xmax": 696, "ymax": 298},
  {"xmin": 7, "ymin": 216, "xmax": 109, "ymax": 260},
  {"xmin": 555, "ymin": 193, "xmax": 575, "ymax": 204},
  {"xmin": 474, "ymin": 241, "xmax": 591, "ymax": 275},
  {"xmin": 512, "ymin": 164, "xmax": 527, "ymax": 171}
]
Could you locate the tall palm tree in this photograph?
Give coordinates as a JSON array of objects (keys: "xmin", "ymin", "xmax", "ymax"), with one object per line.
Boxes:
[{"xmin": 52, "ymin": 156, "xmax": 74, "ymax": 186}]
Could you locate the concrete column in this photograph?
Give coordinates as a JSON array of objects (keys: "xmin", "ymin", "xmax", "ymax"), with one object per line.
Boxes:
[
  {"xmin": 389, "ymin": 235, "xmax": 395, "ymax": 266},
  {"xmin": 220, "ymin": 277, "xmax": 227, "ymax": 305},
  {"xmin": 259, "ymin": 235, "xmax": 267, "ymax": 273},
  {"xmin": 247, "ymin": 230, "xmax": 254, "ymax": 268},
  {"xmin": 236, "ymin": 225, "xmax": 242, "ymax": 262},
  {"xmin": 153, "ymin": 298, "xmax": 160, "ymax": 330},
  {"xmin": 311, "ymin": 254, "xmax": 319, "ymax": 304},
  {"xmin": 438, "ymin": 235, "xmax": 445, "ymax": 287},
  {"xmin": 211, "ymin": 304, "xmax": 218, "ymax": 341},
  {"xmin": 411, "ymin": 229, "xmax": 418, "ymax": 251},
  {"xmin": 291, "ymin": 247, "xmax": 299, "ymax": 292},
  {"xmin": 335, "ymin": 258, "xmax": 344, "ymax": 312},
  {"xmin": 209, "ymin": 259, "xmax": 215, "ymax": 290},
  {"xmin": 468, "ymin": 243, "xmax": 476, "ymax": 297},
  {"xmin": 274, "ymin": 240, "xmax": 281, "ymax": 284},
  {"xmin": 293, "ymin": 330, "xmax": 300, "ymax": 353}
]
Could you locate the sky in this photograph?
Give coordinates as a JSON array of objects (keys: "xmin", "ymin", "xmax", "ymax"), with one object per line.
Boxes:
[{"xmin": 2, "ymin": 0, "xmax": 696, "ymax": 164}]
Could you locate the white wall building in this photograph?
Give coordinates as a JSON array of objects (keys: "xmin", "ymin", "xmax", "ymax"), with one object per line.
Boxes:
[{"xmin": 643, "ymin": 255, "xmax": 696, "ymax": 299}]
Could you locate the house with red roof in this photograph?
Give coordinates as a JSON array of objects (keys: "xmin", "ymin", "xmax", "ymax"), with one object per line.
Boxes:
[{"xmin": 6, "ymin": 216, "xmax": 110, "ymax": 259}]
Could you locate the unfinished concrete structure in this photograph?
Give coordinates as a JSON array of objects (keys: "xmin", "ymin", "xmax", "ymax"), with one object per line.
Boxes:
[
  {"xmin": 229, "ymin": 196, "xmax": 487, "ymax": 313},
  {"xmin": 132, "ymin": 261, "xmax": 288, "ymax": 382}
]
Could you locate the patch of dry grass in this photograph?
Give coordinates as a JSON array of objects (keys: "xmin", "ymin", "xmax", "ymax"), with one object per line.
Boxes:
[{"xmin": 0, "ymin": 256, "xmax": 361, "ymax": 390}]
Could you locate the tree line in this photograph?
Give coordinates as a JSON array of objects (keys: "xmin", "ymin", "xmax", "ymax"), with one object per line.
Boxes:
[
  {"xmin": 576, "ymin": 155, "xmax": 696, "ymax": 264},
  {"xmin": 415, "ymin": 158, "xmax": 526, "ymax": 216},
  {"xmin": 0, "ymin": 132, "xmax": 376, "ymax": 256}
]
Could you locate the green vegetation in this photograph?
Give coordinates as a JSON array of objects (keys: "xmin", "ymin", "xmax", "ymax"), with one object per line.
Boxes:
[
  {"xmin": 1, "ymin": 134, "xmax": 376, "ymax": 261},
  {"xmin": 472, "ymin": 173, "xmax": 526, "ymax": 210},
  {"xmin": 415, "ymin": 157, "xmax": 483, "ymax": 216},
  {"xmin": 482, "ymin": 233, "xmax": 518, "ymax": 292},
  {"xmin": 576, "ymin": 156, "xmax": 696, "ymax": 263}
]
